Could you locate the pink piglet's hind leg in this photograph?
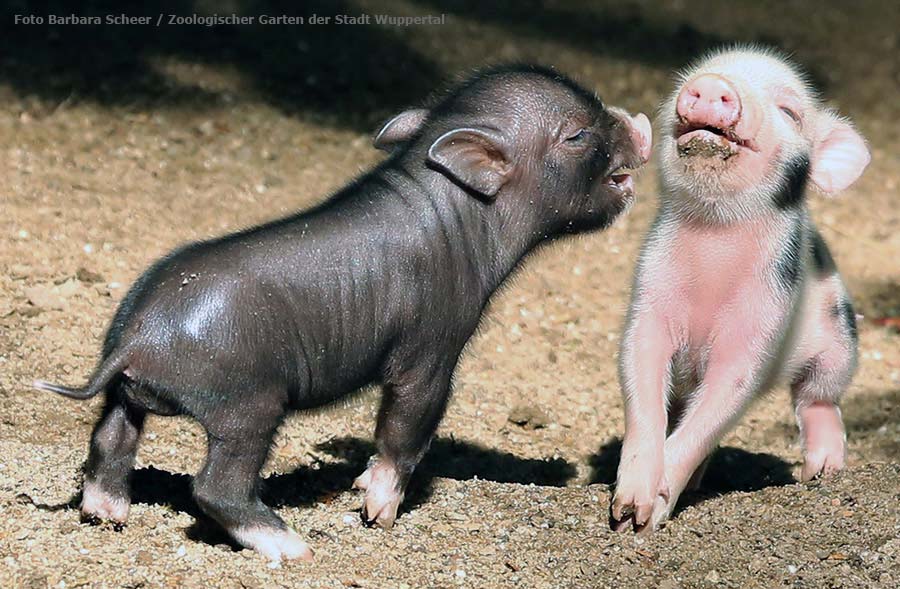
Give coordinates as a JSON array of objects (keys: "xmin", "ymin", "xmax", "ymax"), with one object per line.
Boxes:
[
  {"xmin": 795, "ymin": 401, "xmax": 846, "ymax": 482},
  {"xmin": 791, "ymin": 322, "xmax": 856, "ymax": 481},
  {"xmin": 791, "ymin": 268, "xmax": 857, "ymax": 482}
]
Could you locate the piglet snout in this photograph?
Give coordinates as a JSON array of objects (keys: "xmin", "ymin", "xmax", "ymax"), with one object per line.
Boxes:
[
  {"xmin": 630, "ymin": 113, "xmax": 653, "ymax": 164},
  {"xmin": 677, "ymin": 74, "xmax": 741, "ymax": 130},
  {"xmin": 611, "ymin": 107, "xmax": 653, "ymax": 165}
]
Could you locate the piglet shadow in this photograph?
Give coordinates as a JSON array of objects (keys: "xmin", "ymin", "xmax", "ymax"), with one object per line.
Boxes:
[
  {"xmin": 121, "ymin": 435, "xmax": 574, "ymax": 547},
  {"xmin": 589, "ymin": 437, "xmax": 796, "ymax": 515},
  {"xmin": 272, "ymin": 436, "xmax": 576, "ymax": 513},
  {"xmin": 126, "ymin": 467, "xmax": 241, "ymax": 548}
]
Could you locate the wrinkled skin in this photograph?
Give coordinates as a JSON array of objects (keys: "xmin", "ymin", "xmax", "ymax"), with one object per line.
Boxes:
[
  {"xmin": 612, "ymin": 48, "xmax": 870, "ymax": 533},
  {"xmin": 35, "ymin": 65, "xmax": 651, "ymax": 561}
]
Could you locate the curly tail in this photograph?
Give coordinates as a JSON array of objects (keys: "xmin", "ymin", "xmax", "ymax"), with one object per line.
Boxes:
[{"xmin": 33, "ymin": 348, "xmax": 130, "ymax": 400}]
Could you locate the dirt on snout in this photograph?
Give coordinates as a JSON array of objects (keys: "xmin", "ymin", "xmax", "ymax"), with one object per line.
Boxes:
[{"xmin": 1, "ymin": 0, "xmax": 898, "ymax": 587}]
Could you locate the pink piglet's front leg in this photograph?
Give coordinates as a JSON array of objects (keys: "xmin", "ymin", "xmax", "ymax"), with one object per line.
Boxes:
[{"xmin": 612, "ymin": 298, "xmax": 678, "ymax": 531}]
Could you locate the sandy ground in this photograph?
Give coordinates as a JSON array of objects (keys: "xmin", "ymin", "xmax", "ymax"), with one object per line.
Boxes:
[{"xmin": 1, "ymin": 1, "xmax": 898, "ymax": 587}]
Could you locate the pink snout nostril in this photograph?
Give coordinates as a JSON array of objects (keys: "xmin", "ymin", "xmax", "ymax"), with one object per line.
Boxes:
[{"xmin": 676, "ymin": 74, "xmax": 741, "ymax": 128}]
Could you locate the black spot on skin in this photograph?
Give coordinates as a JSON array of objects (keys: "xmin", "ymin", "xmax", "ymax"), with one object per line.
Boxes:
[
  {"xmin": 775, "ymin": 219, "xmax": 804, "ymax": 291},
  {"xmin": 832, "ymin": 299, "xmax": 858, "ymax": 341},
  {"xmin": 773, "ymin": 156, "xmax": 810, "ymax": 210},
  {"xmin": 809, "ymin": 228, "xmax": 837, "ymax": 277}
]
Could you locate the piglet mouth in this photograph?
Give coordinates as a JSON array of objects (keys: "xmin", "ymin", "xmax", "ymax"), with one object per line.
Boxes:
[
  {"xmin": 605, "ymin": 170, "xmax": 635, "ymax": 195},
  {"xmin": 675, "ymin": 121, "xmax": 755, "ymax": 159}
]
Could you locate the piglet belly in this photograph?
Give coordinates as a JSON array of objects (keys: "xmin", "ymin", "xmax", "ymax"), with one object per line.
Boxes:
[{"xmin": 681, "ymin": 270, "xmax": 766, "ymax": 347}]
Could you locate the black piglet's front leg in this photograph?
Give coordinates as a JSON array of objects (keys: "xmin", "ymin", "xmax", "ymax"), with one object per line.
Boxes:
[{"xmin": 354, "ymin": 360, "xmax": 456, "ymax": 528}]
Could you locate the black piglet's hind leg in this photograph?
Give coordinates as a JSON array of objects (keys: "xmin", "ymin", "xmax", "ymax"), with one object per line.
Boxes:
[
  {"xmin": 191, "ymin": 409, "xmax": 313, "ymax": 562},
  {"xmin": 81, "ymin": 386, "xmax": 146, "ymax": 526}
]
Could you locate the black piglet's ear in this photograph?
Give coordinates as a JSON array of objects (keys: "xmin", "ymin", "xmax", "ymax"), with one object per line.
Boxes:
[
  {"xmin": 373, "ymin": 109, "xmax": 428, "ymax": 151},
  {"xmin": 427, "ymin": 127, "xmax": 512, "ymax": 198}
]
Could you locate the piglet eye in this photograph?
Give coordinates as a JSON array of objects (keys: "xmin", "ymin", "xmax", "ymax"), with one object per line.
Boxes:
[
  {"xmin": 779, "ymin": 106, "xmax": 801, "ymax": 125},
  {"xmin": 565, "ymin": 129, "xmax": 588, "ymax": 142}
]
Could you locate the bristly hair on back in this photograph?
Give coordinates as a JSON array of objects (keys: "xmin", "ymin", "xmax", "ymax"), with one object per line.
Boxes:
[{"xmin": 420, "ymin": 62, "xmax": 604, "ymax": 117}]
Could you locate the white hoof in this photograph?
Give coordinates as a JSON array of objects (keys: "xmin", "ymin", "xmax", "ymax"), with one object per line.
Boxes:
[
  {"xmin": 81, "ymin": 480, "xmax": 130, "ymax": 523},
  {"xmin": 801, "ymin": 446, "xmax": 846, "ymax": 482},
  {"xmin": 354, "ymin": 462, "xmax": 404, "ymax": 529},
  {"xmin": 230, "ymin": 525, "xmax": 314, "ymax": 562}
]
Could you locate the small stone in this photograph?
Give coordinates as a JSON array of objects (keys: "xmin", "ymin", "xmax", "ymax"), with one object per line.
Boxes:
[
  {"xmin": 76, "ymin": 267, "xmax": 104, "ymax": 283},
  {"xmin": 9, "ymin": 264, "xmax": 31, "ymax": 279},
  {"xmin": 704, "ymin": 570, "xmax": 720, "ymax": 584},
  {"xmin": 135, "ymin": 550, "xmax": 153, "ymax": 566},
  {"xmin": 58, "ymin": 521, "xmax": 79, "ymax": 535},
  {"xmin": 16, "ymin": 305, "xmax": 42, "ymax": 317},
  {"xmin": 508, "ymin": 405, "xmax": 551, "ymax": 430},
  {"xmin": 137, "ymin": 512, "xmax": 161, "ymax": 529},
  {"xmin": 198, "ymin": 120, "xmax": 216, "ymax": 137}
]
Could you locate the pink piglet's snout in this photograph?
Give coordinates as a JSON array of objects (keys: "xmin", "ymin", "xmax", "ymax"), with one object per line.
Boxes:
[{"xmin": 676, "ymin": 74, "xmax": 741, "ymax": 130}]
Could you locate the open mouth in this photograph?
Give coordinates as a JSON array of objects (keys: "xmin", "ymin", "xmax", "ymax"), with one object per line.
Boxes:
[
  {"xmin": 604, "ymin": 169, "xmax": 635, "ymax": 195},
  {"xmin": 675, "ymin": 121, "xmax": 755, "ymax": 158}
]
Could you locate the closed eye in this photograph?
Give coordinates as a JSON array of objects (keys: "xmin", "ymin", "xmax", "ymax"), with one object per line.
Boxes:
[
  {"xmin": 779, "ymin": 106, "xmax": 801, "ymax": 125},
  {"xmin": 565, "ymin": 129, "xmax": 589, "ymax": 143}
]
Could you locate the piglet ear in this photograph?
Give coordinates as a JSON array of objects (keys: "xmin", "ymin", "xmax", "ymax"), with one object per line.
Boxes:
[
  {"xmin": 373, "ymin": 109, "xmax": 428, "ymax": 151},
  {"xmin": 810, "ymin": 116, "xmax": 870, "ymax": 195},
  {"xmin": 427, "ymin": 127, "xmax": 512, "ymax": 197}
]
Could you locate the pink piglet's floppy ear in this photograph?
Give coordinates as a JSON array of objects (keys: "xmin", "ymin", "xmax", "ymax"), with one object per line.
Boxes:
[
  {"xmin": 810, "ymin": 115, "xmax": 871, "ymax": 195},
  {"xmin": 427, "ymin": 127, "xmax": 512, "ymax": 197}
]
